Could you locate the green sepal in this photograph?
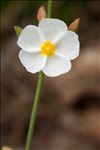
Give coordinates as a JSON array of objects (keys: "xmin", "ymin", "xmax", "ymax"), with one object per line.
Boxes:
[{"xmin": 14, "ymin": 26, "xmax": 23, "ymax": 37}]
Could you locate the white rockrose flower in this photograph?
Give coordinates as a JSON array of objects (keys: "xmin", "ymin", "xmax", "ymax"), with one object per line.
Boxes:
[{"xmin": 17, "ymin": 18, "xmax": 80, "ymax": 77}]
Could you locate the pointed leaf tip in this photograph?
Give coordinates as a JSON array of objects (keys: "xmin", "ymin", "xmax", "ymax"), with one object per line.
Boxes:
[{"xmin": 14, "ymin": 26, "xmax": 23, "ymax": 37}]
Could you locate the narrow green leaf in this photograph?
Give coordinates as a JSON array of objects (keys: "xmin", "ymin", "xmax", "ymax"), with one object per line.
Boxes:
[{"xmin": 14, "ymin": 26, "xmax": 23, "ymax": 36}]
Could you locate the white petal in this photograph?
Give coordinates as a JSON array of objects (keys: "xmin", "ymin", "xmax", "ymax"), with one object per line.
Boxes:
[
  {"xmin": 56, "ymin": 31, "xmax": 80, "ymax": 60},
  {"xmin": 17, "ymin": 25, "xmax": 45, "ymax": 52},
  {"xmin": 19, "ymin": 50, "xmax": 47, "ymax": 73},
  {"xmin": 43, "ymin": 53, "xmax": 71, "ymax": 77},
  {"xmin": 38, "ymin": 18, "xmax": 68, "ymax": 43}
]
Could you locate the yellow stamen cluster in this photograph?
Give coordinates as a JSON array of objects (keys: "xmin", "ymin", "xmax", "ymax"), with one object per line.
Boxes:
[{"xmin": 41, "ymin": 41, "xmax": 56, "ymax": 56}]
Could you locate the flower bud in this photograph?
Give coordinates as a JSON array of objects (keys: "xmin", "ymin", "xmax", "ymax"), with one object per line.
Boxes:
[
  {"xmin": 69, "ymin": 18, "xmax": 80, "ymax": 32},
  {"xmin": 37, "ymin": 6, "xmax": 46, "ymax": 21}
]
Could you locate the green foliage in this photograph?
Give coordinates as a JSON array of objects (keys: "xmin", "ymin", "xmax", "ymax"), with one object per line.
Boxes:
[{"xmin": 14, "ymin": 26, "xmax": 23, "ymax": 37}]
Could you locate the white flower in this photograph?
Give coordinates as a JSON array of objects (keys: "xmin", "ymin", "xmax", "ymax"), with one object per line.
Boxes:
[{"xmin": 17, "ymin": 18, "xmax": 80, "ymax": 77}]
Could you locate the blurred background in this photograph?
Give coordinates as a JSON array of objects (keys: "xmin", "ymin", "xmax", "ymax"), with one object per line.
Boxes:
[{"xmin": 1, "ymin": 0, "xmax": 100, "ymax": 150}]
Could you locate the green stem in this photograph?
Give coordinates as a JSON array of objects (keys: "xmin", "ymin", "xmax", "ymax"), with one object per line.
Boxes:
[
  {"xmin": 47, "ymin": 0, "xmax": 53, "ymax": 17},
  {"xmin": 25, "ymin": 1, "xmax": 53, "ymax": 150},
  {"xmin": 25, "ymin": 72, "xmax": 45, "ymax": 150}
]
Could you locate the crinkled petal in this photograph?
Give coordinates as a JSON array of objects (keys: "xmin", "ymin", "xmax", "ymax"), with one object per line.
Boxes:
[
  {"xmin": 56, "ymin": 31, "xmax": 80, "ymax": 60},
  {"xmin": 19, "ymin": 50, "xmax": 47, "ymax": 73},
  {"xmin": 43, "ymin": 53, "xmax": 71, "ymax": 77},
  {"xmin": 38, "ymin": 18, "xmax": 68, "ymax": 43},
  {"xmin": 17, "ymin": 25, "xmax": 45, "ymax": 52}
]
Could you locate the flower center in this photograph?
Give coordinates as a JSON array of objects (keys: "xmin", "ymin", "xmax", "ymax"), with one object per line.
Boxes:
[{"xmin": 41, "ymin": 41, "xmax": 56, "ymax": 56}]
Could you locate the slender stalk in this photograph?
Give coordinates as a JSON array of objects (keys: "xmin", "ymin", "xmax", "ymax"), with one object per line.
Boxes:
[
  {"xmin": 25, "ymin": 1, "xmax": 53, "ymax": 150},
  {"xmin": 47, "ymin": 0, "xmax": 53, "ymax": 17},
  {"xmin": 25, "ymin": 71, "xmax": 45, "ymax": 150}
]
